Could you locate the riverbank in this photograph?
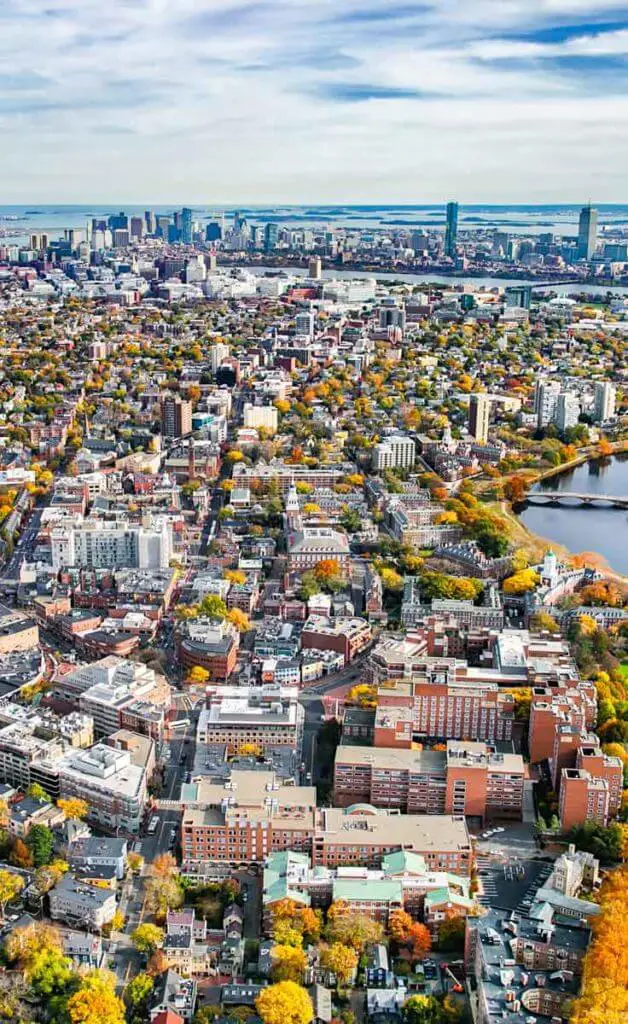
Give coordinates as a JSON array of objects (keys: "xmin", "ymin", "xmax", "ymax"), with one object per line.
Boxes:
[
  {"xmin": 514, "ymin": 451, "xmax": 628, "ymax": 578},
  {"xmin": 223, "ymin": 257, "xmax": 628, "ymax": 291}
]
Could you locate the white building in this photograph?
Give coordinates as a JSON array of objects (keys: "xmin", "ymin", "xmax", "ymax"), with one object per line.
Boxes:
[
  {"xmin": 372, "ymin": 434, "xmax": 416, "ymax": 471},
  {"xmin": 49, "ymin": 874, "xmax": 117, "ymax": 930},
  {"xmin": 208, "ymin": 342, "xmax": 230, "ymax": 374},
  {"xmin": 594, "ymin": 381, "xmax": 616, "ymax": 423},
  {"xmin": 51, "ymin": 520, "xmax": 172, "ymax": 570},
  {"xmin": 243, "ymin": 403, "xmax": 279, "ymax": 435},
  {"xmin": 555, "ymin": 392, "xmax": 580, "ymax": 432},
  {"xmin": 58, "ymin": 743, "xmax": 148, "ymax": 834},
  {"xmin": 535, "ymin": 379, "xmax": 561, "ymax": 429}
]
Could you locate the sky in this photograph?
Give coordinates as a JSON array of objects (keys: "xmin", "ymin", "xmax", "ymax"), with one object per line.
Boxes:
[{"xmin": 1, "ymin": 0, "xmax": 628, "ymax": 203}]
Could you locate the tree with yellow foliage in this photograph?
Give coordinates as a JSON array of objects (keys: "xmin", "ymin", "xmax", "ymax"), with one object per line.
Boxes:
[
  {"xmin": 66, "ymin": 969, "xmax": 125, "ymax": 1024},
  {"xmin": 320, "ymin": 942, "xmax": 358, "ymax": 984},
  {"xmin": 302, "ymin": 503, "xmax": 321, "ymax": 515},
  {"xmin": 502, "ymin": 569, "xmax": 540, "ymax": 595},
  {"xmin": 227, "ymin": 608, "xmax": 250, "ymax": 632},
  {"xmin": 346, "ymin": 683, "xmax": 377, "ymax": 708},
  {"xmin": 0, "ymin": 869, "xmax": 23, "ymax": 923},
  {"xmin": 224, "ymin": 569, "xmax": 246, "ymax": 585},
  {"xmin": 185, "ymin": 665, "xmax": 210, "ymax": 685},
  {"xmin": 569, "ymin": 865, "xmax": 628, "ymax": 1024},
  {"xmin": 270, "ymin": 944, "xmax": 307, "ymax": 982},
  {"xmin": 57, "ymin": 798, "xmax": 89, "ymax": 820},
  {"xmin": 256, "ymin": 981, "xmax": 313, "ymax": 1024}
]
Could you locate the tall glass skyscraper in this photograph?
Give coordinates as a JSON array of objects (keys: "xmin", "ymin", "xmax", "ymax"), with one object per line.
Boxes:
[
  {"xmin": 445, "ymin": 201, "xmax": 459, "ymax": 257},
  {"xmin": 577, "ymin": 205, "xmax": 598, "ymax": 260},
  {"xmin": 181, "ymin": 207, "xmax": 193, "ymax": 245}
]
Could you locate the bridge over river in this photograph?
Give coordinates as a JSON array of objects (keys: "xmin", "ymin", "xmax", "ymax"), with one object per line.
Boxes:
[{"xmin": 524, "ymin": 491, "xmax": 628, "ymax": 509}]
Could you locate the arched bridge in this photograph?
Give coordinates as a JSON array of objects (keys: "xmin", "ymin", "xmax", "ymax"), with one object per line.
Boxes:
[{"xmin": 525, "ymin": 491, "xmax": 628, "ymax": 509}]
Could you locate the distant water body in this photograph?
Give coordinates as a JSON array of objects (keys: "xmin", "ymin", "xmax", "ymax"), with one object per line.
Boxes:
[
  {"xmin": 519, "ymin": 456, "xmax": 628, "ymax": 576},
  {"xmin": 4, "ymin": 202, "xmax": 628, "ymax": 240}
]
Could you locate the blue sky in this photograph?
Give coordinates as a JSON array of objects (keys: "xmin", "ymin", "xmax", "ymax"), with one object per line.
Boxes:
[{"xmin": 1, "ymin": 0, "xmax": 628, "ymax": 202}]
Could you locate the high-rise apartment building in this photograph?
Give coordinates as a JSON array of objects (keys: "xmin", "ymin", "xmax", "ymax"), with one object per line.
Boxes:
[
  {"xmin": 535, "ymin": 379, "xmax": 561, "ymax": 429},
  {"xmin": 555, "ymin": 392, "xmax": 580, "ymax": 432},
  {"xmin": 144, "ymin": 210, "xmax": 156, "ymax": 235},
  {"xmin": 372, "ymin": 435, "xmax": 416, "ymax": 471},
  {"xmin": 593, "ymin": 381, "xmax": 616, "ymax": 423},
  {"xmin": 444, "ymin": 201, "xmax": 459, "ymax": 258},
  {"xmin": 577, "ymin": 205, "xmax": 598, "ymax": 260},
  {"xmin": 468, "ymin": 393, "xmax": 490, "ymax": 443},
  {"xmin": 161, "ymin": 396, "xmax": 192, "ymax": 438}
]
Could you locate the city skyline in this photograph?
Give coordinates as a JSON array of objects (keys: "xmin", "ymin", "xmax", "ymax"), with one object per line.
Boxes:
[{"xmin": 2, "ymin": 1, "xmax": 628, "ymax": 203}]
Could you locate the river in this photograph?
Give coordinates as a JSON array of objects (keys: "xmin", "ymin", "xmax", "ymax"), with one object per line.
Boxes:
[
  {"xmin": 519, "ymin": 455, "xmax": 628, "ymax": 575},
  {"xmin": 243, "ymin": 264, "xmax": 628, "ymax": 297}
]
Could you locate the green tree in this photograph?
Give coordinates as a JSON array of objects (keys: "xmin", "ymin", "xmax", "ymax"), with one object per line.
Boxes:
[
  {"xmin": 26, "ymin": 783, "xmax": 51, "ymax": 802},
  {"xmin": 26, "ymin": 824, "xmax": 55, "ymax": 867},
  {"xmin": 131, "ymin": 923, "xmax": 164, "ymax": 955},
  {"xmin": 124, "ymin": 972, "xmax": 154, "ymax": 1009},
  {"xmin": 28, "ymin": 946, "xmax": 74, "ymax": 997},
  {"xmin": 402, "ymin": 995, "xmax": 444, "ymax": 1024},
  {"xmin": 198, "ymin": 594, "xmax": 228, "ymax": 619}
]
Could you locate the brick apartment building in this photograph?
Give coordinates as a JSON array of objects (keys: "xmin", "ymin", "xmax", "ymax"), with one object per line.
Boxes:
[
  {"xmin": 375, "ymin": 675, "xmax": 516, "ymax": 744},
  {"xmin": 180, "ymin": 772, "xmax": 471, "ymax": 878},
  {"xmin": 333, "ymin": 741, "xmax": 525, "ymax": 822}
]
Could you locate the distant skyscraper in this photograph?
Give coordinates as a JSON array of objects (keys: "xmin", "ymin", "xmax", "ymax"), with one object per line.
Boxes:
[
  {"xmin": 264, "ymin": 223, "xmax": 279, "ymax": 252},
  {"xmin": 468, "ymin": 393, "xmax": 490, "ymax": 443},
  {"xmin": 206, "ymin": 222, "xmax": 222, "ymax": 243},
  {"xmin": 130, "ymin": 217, "xmax": 144, "ymax": 240},
  {"xmin": 578, "ymin": 205, "xmax": 598, "ymax": 260},
  {"xmin": 144, "ymin": 210, "xmax": 156, "ymax": 234},
  {"xmin": 108, "ymin": 211, "xmax": 128, "ymax": 232},
  {"xmin": 181, "ymin": 208, "xmax": 193, "ymax": 245},
  {"xmin": 308, "ymin": 257, "xmax": 322, "ymax": 280},
  {"xmin": 445, "ymin": 201, "xmax": 458, "ymax": 258}
]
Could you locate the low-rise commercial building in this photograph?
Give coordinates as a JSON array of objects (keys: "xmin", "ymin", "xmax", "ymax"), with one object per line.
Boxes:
[{"xmin": 198, "ymin": 685, "xmax": 303, "ymax": 755}]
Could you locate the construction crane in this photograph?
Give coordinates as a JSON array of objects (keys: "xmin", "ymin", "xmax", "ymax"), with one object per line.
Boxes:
[{"xmin": 441, "ymin": 963, "xmax": 464, "ymax": 994}]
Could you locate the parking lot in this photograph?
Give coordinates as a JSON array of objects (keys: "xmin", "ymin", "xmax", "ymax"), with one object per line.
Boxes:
[{"xmin": 476, "ymin": 854, "xmax": 554, "ymax": 913}]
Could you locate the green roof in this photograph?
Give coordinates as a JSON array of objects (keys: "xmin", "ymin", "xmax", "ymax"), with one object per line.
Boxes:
[
  {"xmin": 332, "ymin": 878, "xmax": 403, "ymax": 904},
  {"xmin": 263, "ymin": 850, "xmax": 312, "ymax": 907},
  {"xmin": 381, "ymin": 850, "xmax": 428, "ymax": 875},
  {"xmin": 424, "ymin": 887, "xmax": 474, "ymax": 910}
]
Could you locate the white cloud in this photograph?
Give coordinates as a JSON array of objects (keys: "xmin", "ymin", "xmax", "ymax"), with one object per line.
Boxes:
[{"xmin": 0, "ymin": 0, "xmax": 626, "ymax": 200}]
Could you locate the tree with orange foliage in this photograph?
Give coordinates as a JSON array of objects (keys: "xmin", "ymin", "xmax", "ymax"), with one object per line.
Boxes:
[
  {"xmin": 389, "ymin": 909, "xmax": 413, "ymax": 943},
  {"xmin": 408, "ymin": 922, "xmax": 432, "ymax": 960},
  {"xmin": 569, "ymin": 865, "xmax": 628, "ymax": 1024},
  {"xmin": 504, "ymin": 475, "xmax": 528, "ymax": 504},
  {"xmin": 151, "ymin": 853, "xmax": 177, "ymax": 879},
  {"xmin": 598, "ymin": 437, "xmax": 613, "ymax": 458}
]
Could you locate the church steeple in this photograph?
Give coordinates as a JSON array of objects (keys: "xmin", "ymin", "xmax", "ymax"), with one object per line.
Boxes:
[{"xmin": 284, "ymin": 477, "xmax": 302, "ymax": 532}]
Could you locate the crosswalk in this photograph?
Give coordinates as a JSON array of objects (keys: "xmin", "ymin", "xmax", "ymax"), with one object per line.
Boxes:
[{"xmin": 476, "ymin": 855, "xmax": 500, "ymax": 906}]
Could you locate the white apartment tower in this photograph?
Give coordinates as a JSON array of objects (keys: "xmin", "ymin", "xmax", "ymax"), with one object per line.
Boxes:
[
  {"xmin": 372, "ymin": 435, "xmax": 416, "ymax": 471},
  {"xmin": 594, "ymin": 381, "xmax": 616, "ymax": 423}
]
